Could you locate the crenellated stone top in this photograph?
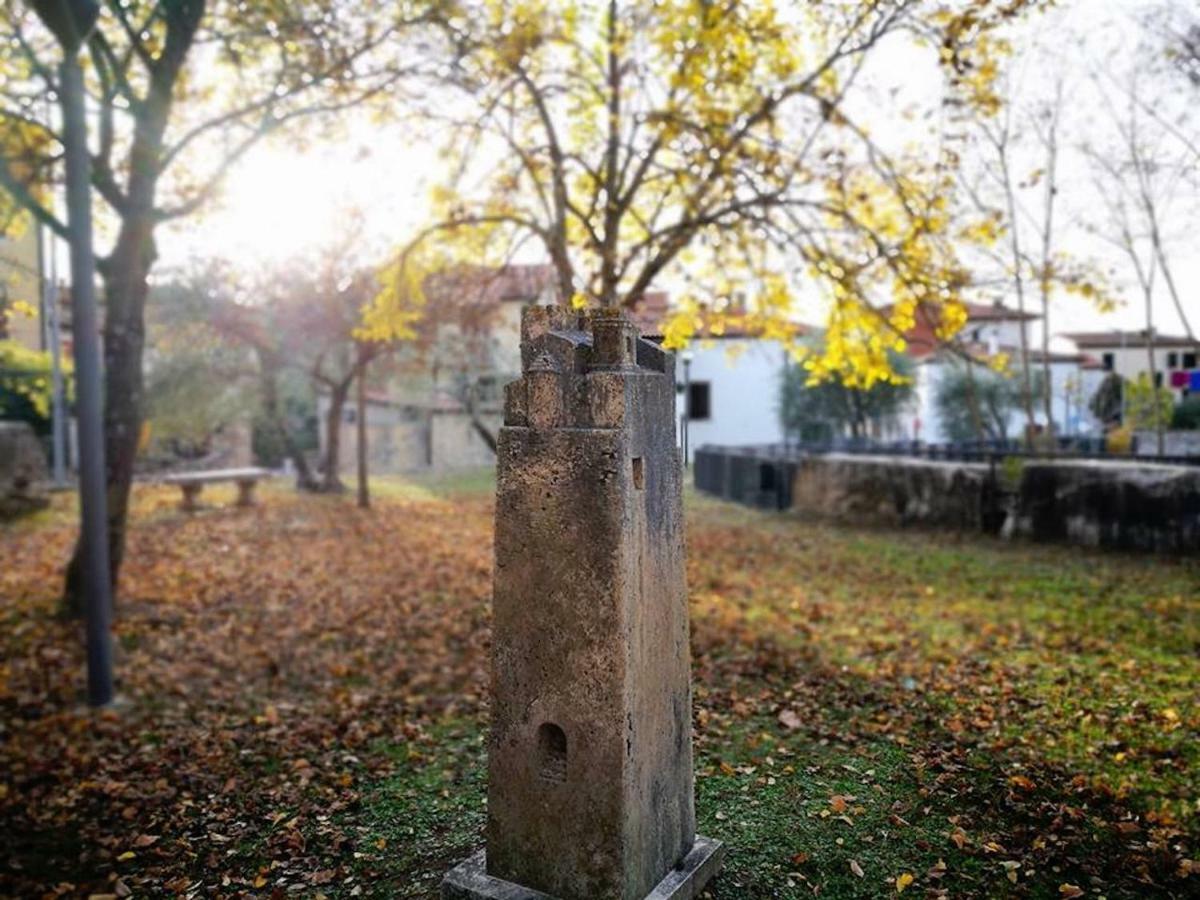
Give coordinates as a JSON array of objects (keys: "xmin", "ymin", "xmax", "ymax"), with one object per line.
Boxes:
[{"xmin": 504, "ymin": 306, "xmax": 674, "ymax": 430}]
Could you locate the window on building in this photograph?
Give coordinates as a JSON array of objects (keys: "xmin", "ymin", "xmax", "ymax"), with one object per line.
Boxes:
[
  {"xmin": 687, "ymin": 382, "xmax": 711, "ymax": 421},
  {"xmin": 1154, "ymin": 371, "xmax": 1163, "ymax": 387},
  {"xmin": 1184, "ymin": 352, "xmax": 1198, "ymax": 369},
  {"xmin": 1167, "ymin": 352, "xmax": 1179, "ymax": 368},
  {"xmin": 1102, "ymin": 352, "xmax": 1114, "ymax": 371}
]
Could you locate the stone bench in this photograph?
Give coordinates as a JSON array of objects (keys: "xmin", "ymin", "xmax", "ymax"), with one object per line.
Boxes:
[{"xmin": 160, "ymin": 467, "xmax": 273, "ymax": 511}]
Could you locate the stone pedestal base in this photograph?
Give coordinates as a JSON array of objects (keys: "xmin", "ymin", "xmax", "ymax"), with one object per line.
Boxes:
[{"xmin": 442, "ymin": 836, "xmax": 724, "ymax": 900}]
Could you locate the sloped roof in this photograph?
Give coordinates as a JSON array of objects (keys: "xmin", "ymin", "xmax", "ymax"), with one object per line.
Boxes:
[{"xmin": 1061, "ymin": 330, "xmax": 1199, "ymax": 350}]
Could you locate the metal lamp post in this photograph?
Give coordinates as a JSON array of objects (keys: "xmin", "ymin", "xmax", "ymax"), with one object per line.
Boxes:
[{"xmin": 31, "ymin": 0, "xmax": 114, "ymax": 707}]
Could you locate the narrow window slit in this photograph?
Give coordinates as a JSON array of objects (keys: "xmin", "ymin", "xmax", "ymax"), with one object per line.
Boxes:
[
  {"xmin": 632, "ymin": 457, "xmax": 645, "ymax": 490},
  {"xmin": 537, "ymin": 722, "xmax": 567, "ymax": 783}
]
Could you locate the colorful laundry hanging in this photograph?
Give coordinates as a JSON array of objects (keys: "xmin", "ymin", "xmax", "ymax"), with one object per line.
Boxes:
[
  {"xmin": 1170, "ymin": 370, "xmax": 1188, "ymax": 388},
  {"xmin": 1190, "ymin": 370, "xmax": 1200, "ymax": 391}
]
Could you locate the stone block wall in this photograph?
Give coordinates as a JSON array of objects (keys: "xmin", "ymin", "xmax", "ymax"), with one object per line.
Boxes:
[
  {"xmin": 696, "ymin": 448, "xmax": 1200, "ymax": 554},
  {"xmin": 0, "ymin": 421, "xmax": 49, "ymax": 520}
]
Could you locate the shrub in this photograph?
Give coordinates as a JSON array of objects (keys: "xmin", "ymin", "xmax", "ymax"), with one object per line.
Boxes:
[{"xmin": 1171, "ymin": 396, "xmax": 1200, "ymax": 430}]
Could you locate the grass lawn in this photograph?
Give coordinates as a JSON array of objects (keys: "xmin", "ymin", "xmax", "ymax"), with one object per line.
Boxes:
[{"xmin": 1, "ymin": 471, "xmax": 1196, "ymax": 898}]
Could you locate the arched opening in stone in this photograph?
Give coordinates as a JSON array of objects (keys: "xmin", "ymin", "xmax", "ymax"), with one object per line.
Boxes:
[{"xmin": 537, "ymin": 722, "xmax": 568, "ymax": 783}]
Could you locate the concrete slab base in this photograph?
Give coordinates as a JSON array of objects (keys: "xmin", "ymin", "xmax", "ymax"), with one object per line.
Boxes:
[{"xmin": 442, "ymin": 836, "xmax": 725, "ymax": 900}]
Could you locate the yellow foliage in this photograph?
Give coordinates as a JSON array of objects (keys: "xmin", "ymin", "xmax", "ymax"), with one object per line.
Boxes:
[
  {"xmin": 1105, "ymin": 426, "xmax": 1133, "ymax": 455},
  {"xmin": 0, "ymin": 339, "xmax": 70, "ymax": 419},
  {"xmin": 420, "ymin": 0, "xmax": 1047, "ymax": 386}
]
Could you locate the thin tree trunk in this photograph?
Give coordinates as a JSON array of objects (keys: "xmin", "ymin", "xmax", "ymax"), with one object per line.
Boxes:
[
  {"xmin": 322, "ymin": 383, "xmax": 350, "ymax": 492},
  {"xmin": 962, "ymin": 358, "xmax": 987, "ymax": 442},
  {"xmin": 465, "ymin": 379, "xmax": 498, "ymax": 453},
  {"xmin": 1037, "ymin": 96, "xmax": 1061, "ymax": 440},
  {"xmin": 599, "ymin": 0, "xmax": 622, "ymax": 309},
  {"xmin": 356, "ymin": 367, "xmax": 370, "ymax": 509},
  {"xmin": 1146, "ymin": 308, "xmax": 1164, "ymax": 456},
  {"xmin": 258, "ymin": 356, "xmax": 319, "ymax": 490},
  {"xmin": 999, "ymin": 150, "xmax": 1038, "ymax": 447}
]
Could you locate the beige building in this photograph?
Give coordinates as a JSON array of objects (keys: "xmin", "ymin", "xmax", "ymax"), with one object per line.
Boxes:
[
  {"xmin": 1062, "ymin": 330, "xmax": 1200, "ymax": 400},
  {"xmin": 318, "ymin": 264, "xmax": 670, "ymax": 474},
  {"xmin": 0, "ymin": 221, "xmax": 43, "ymax": 350}
]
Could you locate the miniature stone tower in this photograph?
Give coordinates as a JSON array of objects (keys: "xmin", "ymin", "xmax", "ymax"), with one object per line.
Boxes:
[{"xmin": 443, "ymin": 307, "xmax": 723, "ymax": 900}]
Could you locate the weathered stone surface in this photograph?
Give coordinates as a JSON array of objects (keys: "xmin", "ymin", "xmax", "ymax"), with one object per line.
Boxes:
[
  {"xmin": 1003, "ymin": 459, "xmax": 1200, "ymax": 553},
  {"xmin": 444, "ymin": 838, "xmax": 725, "ymax": 900},
  {"xmin": 0, "ymin": 421, "xmax": 49, "ymax": 521},
  {"xmin": 790, "ymin": 453, "xmax": 995, "ymax": 531},
  {"xmin": 446, "ymin": 307, "xmax": 721, "ymax": 900},
  {"xmin": 736, "ymin": 449, "xmax": 1200, "ymax": 554}
]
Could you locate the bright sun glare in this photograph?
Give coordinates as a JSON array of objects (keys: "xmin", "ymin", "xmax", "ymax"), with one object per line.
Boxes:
[{"xmin": 161, "ymin": 129, "xmax": 437, "ymax": 272}]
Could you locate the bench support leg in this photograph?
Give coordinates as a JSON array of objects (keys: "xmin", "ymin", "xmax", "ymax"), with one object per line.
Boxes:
[
  {"xmin": 236, "ymin": 480, "xmax": 257, "ymax": 507},
  {"xmin": 180, "ymin": 484, "xmax": 203, "ymax": 512}
]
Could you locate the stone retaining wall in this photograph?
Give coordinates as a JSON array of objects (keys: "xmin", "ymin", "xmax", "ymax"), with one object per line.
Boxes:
[
  {"xmin": 694, "ymin": 448, "xmax": 1200, "ymax": 553},
  {"xmin": 1003, "ymin": 459, "xmax": 1200, "ymax": 553},
  {"xmin": 792, "ymin": 454, "xmax": 1200, "ymax": 553}
]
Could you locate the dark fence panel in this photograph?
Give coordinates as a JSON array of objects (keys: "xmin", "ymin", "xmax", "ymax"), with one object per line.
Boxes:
[{"xmin": 693, "ymin": 446, "xmax": 796, "ymax": 510}]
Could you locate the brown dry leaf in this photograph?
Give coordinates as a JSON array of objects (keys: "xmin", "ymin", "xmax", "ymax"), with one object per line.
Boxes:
[
  {"xmin": 1009, "ymin": 774, "xmax": 1036, "ymax": 792},
  {"xmin": 778, "ymin": 709, "xmax": 802, "ymax": 731},
  {"xmin": 830, "ymin": 794, "xmax": 848, "ymax": 813},
  {"xmin": 1058, "ymin": 885, "xmax": 1084, "ymax": 898},
  {"xmin": 850, "ymin": 859, "xmax": 865, "ymax": 878}
]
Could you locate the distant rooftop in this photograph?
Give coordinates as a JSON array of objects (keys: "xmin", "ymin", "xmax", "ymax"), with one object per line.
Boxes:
[
  {"xmin": 1061, "ymin": 330, "xmax": 1199, "ymax": 350},
  {"xmin": 885, "ymin": 300, "xmax": 1040, "ymax": 359}
]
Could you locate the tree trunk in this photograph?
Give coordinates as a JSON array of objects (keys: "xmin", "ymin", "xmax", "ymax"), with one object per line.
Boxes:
[
  {"xmin": 62, "ymin": 218, "xmax": 152, "ymax": 617},
  {"xmin": 464, "ymin": 379, "xmax": 499, "ymax": 453},
  {"xmin": 1146, "ymin": 327, "xmax": 1164, "ymax": 456},
  {"xmin": 962, "ymin": 359, "xmax": 987, "ymax": 442},
  {"xmin": 998, "ymin": 140, "xmax": 1038, "ymax": 446},
  {"xmin": 258, "ymin": 356, "xmax": 319, "ymax": 491},
  {"xmin": 356, "ymin": 368, "xmax": 370, "ymax": 509},
  {"xmin": 321, "ymin": 382, "xmax": 350, "ymax": 492}
]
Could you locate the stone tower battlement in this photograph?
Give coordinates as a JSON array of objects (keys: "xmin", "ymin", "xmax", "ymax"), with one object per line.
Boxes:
[{"xmin": 502, "ymin": 306, "xmax": 675, "ymax": 433}]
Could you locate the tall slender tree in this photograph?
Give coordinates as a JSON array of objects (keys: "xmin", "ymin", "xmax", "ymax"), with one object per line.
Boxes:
[{"xmin": 0, "ymin": 1, "xmax": 440, "ymax": 611}]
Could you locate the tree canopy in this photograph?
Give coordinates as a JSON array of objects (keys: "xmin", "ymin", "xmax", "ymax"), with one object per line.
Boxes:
[
  {"xmin": 935, "ymin": 360, "xmax": 1041, "ymax": 442},
  {"xmin": 406, "ymin": 0, "xmax": 1050, "ymax": 388}
]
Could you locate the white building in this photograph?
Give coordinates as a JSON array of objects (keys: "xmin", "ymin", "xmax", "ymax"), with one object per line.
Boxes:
[
  {"xmin": 678, "ymin": 336, "xmax": 791, "ymax": 460},
  {"xmin": 891, "ymin": 302, "xmax": 1109, "ymax": 443}
]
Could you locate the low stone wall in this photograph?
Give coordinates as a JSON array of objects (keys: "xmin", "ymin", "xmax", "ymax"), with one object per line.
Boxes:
[
  {"xmin": 1004, "ymin": 460, "xmax": 1200, "ymax": 553},
  {"xmin": 791, "ymin": 454, "xmax": 1000, "ymax": 532},
  {"xmin": 788, "ymin": 454, "xmax": 1200, "ymax": 553},
  {"xmin": 0, "ymin": 421, "xmax": 49, "ymax": 521},
  {"xmin": 695, "ymin": 448, "xmax": 1200, "ymax": 553}
]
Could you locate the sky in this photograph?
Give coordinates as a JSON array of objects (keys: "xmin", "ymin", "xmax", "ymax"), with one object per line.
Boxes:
[{"xmin": 154, "ymin": 0, "xmax": 1197, "ymax": 347}]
